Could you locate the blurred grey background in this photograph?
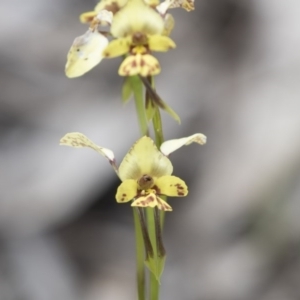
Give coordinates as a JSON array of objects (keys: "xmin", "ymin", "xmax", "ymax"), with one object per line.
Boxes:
[{"xmin": 1, "ymin": 0, "xmax": 300, "ymax": 299}]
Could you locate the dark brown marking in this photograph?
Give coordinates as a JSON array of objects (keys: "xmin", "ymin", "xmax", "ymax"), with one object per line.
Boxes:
[
  {"xmin": 131, "ymin": 60, "xmax": 137, "ymax": 67},
  {"xmin": 138, "ymin": 174, "xmax": 154, "ymax": 190},
  {"xmin": 132, "ymin": 32, "xmax": 147, "ymax": 45}
]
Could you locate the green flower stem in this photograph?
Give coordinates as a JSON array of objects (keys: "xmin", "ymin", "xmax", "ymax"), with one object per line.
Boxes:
[
  {"xmin": 152, "ymin": 106, "xmax": 164, "ymax": 148},
  {"xmin": 137, "ymin": 208, "xmax": 154, "ymax": 259},
  {"xmin": 146, "ymin": 208, "xmax": 160, "ymax": 300},
  {"xmin": 147, "ymin": 76, "xmax": 164, "ymax": 300},
  {"xmin": 130, "ymin": 75, "xmax": 149, "ymax": 300},
  {"xmin": 130, "ymin": 75, "xmax": 148, "ymax": 136},
  {"xmin": 133, "ymin": 208, "xmax": 146, "ymax": 300},
  {"xmin": 149, "ymin": 77, "xmax": 166, "ymax": 227},
  {"xmin": 154, "ymin": 207, "xmax": 166, "ymax": 257}
]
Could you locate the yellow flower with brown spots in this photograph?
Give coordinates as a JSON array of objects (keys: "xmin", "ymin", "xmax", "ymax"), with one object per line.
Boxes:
[
  {"xmin": 102, "ymin": 0, "xmax": 175, "ymax": 76},
  {"xmin": 60, "ymin": 132, "xmax": 206, "ymax": 211},
  {"xmin": 65, "ymin": 0, "xmax": 195, "ymax": 78}
]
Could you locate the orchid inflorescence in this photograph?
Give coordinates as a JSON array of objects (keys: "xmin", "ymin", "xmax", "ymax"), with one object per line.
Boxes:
[{"xmin": 61, "ymin": 0, "xmax": 206, "ymax": 296}]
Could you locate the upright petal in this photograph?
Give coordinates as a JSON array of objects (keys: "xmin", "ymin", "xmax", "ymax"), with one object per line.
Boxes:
[
  {"xmin": 160, "ymin": 133, "xmax": 207, "ymax": 156},
  {"xmin": 110, "ymin": 0, "xmax": 164, "ymax": 38},
  {"xmin": 155, "ymin": 175, "xmax": 188, "ymax": 197},
  {"xmin": 60, "ymin": 132, "xmax": 115, "ymax": 163},
  {"xmin": 118, "ymin": 136, "xmax": 173, "ymax": 181},
  {"xmin": 65, "ymin": 30, "xmax": 108, "ymax": 78},
  {"xmin": 116, "ymin": 179, "xmax": 138, "ymax": 202}
]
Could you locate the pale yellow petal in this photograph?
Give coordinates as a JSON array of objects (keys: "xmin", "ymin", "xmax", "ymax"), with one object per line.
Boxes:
[
  {"xmin": 103, "ymin": 38, "xmax": 131, "ymax": 58},
  {"xmin": 116, "ymin": 179, "xmax": 138, "ymax": 203},
  {"xmin": 160, "ymin": 133, "xmax": 207, "ymax": 156},
  {"xmin": 131, "ymin": 193, "xmax": 158, "ymax": 208},
  {"xmin": 155, "ymin": 175, "xmax": 188, "ymax": 197},
  {"xmin": 65, "ymin": 30, "xmax": 108, "ymax": 78},
  {"xmin": 156, "ymin": 197, "xmax": 173, "ymax": 211},
  {"xmin": 111, "ymin": 0, "xmax": 164, "ymax": 38},
  {"xmin": 119, "ymin": 136, "xmax": 173, "ymax": 181},
  {"xmin": 148, "ymin": 35, "xmax": 176, "ymax": 52},
  {"xmin": 60, "ymin": 132, "xmax": 115, "ymax": 162}
]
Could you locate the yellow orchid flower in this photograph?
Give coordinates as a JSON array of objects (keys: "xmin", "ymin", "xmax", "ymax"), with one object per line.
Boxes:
[
  {"xmin": 65, "ymin": 0, "xmax": 195, "ymax": 78},
  {"xmin": 60, "ymin": 133, "xmax": 206, "ymax": 211},
  {"xmin": 103, "ymin": 0, "xmax": 176, "ymax": 76}
]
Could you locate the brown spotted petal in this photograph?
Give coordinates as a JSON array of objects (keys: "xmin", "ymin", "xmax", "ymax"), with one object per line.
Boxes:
[
  {"xmin": 118, "ymin": 54, "xmax": 161, "ymax": 77},
  {"xmin": 155, "ymin": 175, "xmax": 188, "ymax": 197},
  {"xmin": 116, "ymin": 179, "xmax": 138, "ymax": 203},
  {"xmin": 169, "ymin": 0, "xmax": 194, "ymax": 11},
  {"xmin": 157, "ymin": 197, "xmax": 173, "ymax": 211},
  {"xmin": 131, "ymin": 193, "xmax": 158, "ymax": 208},
  {"xmin": 60, "ymin": 132, "xmax": 116, "ymax": 170}
]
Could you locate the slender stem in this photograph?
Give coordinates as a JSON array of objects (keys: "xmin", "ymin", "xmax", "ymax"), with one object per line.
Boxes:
[
  {"xmin": 130, "ymin": 75, "xmax": 148, "ymax": 136},
  {"xmin": 133, "ymin": 208, "xmax": 146, "ymax": 300},
  {"xmin": 137, "ymin": 207, "xmax": 154, "ymax": 259},
  {"xmin": 147, "ymin": 77, "xmax": 166, "ymax": 227},
  {"xmin": 130, "ymin": 75, "xmax": 149, "ymax": 300},
  {"xmin": 152, "ymin": 107, "xmax": 164, "ymax": 149},
  {"xmin": 146, "ymin": 208, "xmax": 160, "ymax": 300},
  {"xmin": 154, "ymin": 208, "xmax": 166, "ymax": 257},
  {"xmin": 144, "ymin": 76, "xmax": 166, "ymax": 300}
]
